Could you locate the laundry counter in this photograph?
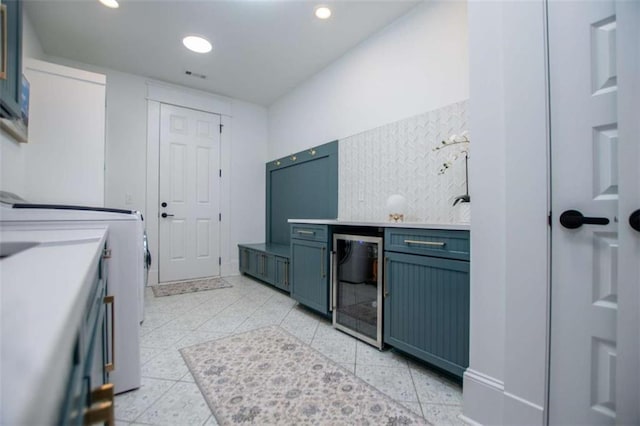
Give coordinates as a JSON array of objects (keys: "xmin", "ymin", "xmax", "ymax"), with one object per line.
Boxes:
[{"xmin": 0, "ymin": 227, "xmax": 108, "ymax": 425}]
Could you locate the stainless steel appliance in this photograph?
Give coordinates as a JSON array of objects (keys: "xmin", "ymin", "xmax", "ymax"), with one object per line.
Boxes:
[{"xmin": 331, "ymin": 234, "xmax": 383, "ymax": 349}]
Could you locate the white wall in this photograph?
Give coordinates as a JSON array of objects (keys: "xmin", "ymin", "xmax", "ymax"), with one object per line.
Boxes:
[
  {"xmin": 0, "ymin": 12, "xmax": 45, "ymax": 196},
  {"xmin": 22, "ymin": 60, "xmax": 106, "ymax": 205},
  {"xmin": 268, "ymin": 1, "xmax": 469, "ymax": 160},
  {"xmin": 21, "ymin": 51, "xmax": 267, "ymax": 276},
  {"xmin": 463, "ymin": 1, "xmax": 549, "ymax": 425}
]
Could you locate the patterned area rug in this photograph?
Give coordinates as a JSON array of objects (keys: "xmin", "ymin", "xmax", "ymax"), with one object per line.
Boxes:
[
  {"xmin": 151, "ymin": 277, "xmax": 232, "ymax": 297},
  {"xmin": 180, "ymin": 326, "xmax": 429, "ymax": 425}
]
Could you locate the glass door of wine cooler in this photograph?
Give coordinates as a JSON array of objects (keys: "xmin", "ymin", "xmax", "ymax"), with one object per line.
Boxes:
[{"xmin": 331, "ymin": 234, "xmax": 383, "ymax": 349}]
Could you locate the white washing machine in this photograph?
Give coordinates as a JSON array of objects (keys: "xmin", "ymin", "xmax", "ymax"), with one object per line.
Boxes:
[{"xmin": 0, "ymin": 193, "xmax": 149, "ymax": 394}]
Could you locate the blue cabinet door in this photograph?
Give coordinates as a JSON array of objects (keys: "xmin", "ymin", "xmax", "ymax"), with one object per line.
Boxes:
[
  {"xmin": 384, "ymin": 251, "xmax": 469, "ymax": 378},
  {"xmin": 290, "ymin": 239, "xmax": 329, "ymax": 315},
  {"xmin": 274, "ymin": 256, "xmax": 289, "ymax": 292}
]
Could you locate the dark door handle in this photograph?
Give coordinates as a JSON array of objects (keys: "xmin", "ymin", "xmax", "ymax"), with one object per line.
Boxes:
[
  {"xmin": 560, "ymin": 210, "xmax": 610, "ymax": 229},
  {"xmin": 630, "ymin": 210, "xmax": 640, "ymax": 232},
  {"xmin": 161, "ymin": 213, "xmax": 174, "ymax": 218}
]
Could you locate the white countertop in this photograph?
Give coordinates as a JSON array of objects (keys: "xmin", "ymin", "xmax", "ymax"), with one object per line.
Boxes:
[
  {"xmin": 288, "ymin": 218, "xmax": 470, "ymax": 231},
  {"xmin": 0, "ymin": 227, "xmax": 108, "ymax": 425}
]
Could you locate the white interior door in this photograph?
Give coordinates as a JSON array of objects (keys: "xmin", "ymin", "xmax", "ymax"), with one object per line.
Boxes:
[
  {"xmin": 159, "ymin": 104, "xmax": 221, "ymax": 282},
  {"xmin": 549, "ymin": 1, "xmax": 639, "ymax": 424}
]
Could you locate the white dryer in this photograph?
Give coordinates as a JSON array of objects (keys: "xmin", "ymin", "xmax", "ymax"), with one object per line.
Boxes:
[{"xmin": 0, "ymin": 193, "xmax": 149, "ymax": 394}]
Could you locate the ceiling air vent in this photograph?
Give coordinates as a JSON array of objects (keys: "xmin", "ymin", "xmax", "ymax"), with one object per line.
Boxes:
[{"xmin": 185, "ymin": 70, "xmax": 207, "ymax": 79}]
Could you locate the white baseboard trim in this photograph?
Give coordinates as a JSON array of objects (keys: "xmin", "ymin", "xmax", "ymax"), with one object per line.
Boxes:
[
  {"xmin": 503, "ymin": 391, "xmax": 545, "ymax": 425},
  {"xmin": 463, "ymin": 369, "xmax": 546, "ymax": 425},
  {"xmin": 463, "ymin": 369, "xmax": 505, "ymax": 425}
]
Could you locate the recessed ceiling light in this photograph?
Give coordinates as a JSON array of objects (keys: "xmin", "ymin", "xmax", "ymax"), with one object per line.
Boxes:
[
  {"xmin": 182, "ymin": 36, "xmax": 212, "ymax": 54},
  {"xmin": 99, "ymin": 0, "xmax": 119, "ymax": 9},
  {"xmin": 315, "ymin": 6, "xmax": 332, "ymax": 20}
]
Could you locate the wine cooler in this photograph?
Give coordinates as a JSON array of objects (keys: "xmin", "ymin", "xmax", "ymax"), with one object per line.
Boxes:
[{"xmin": 331, "ymin": 233, "xmax": 383, "ymax": 349}]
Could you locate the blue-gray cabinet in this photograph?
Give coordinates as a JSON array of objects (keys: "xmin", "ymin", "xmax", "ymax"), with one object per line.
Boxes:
[
  {"xmin": 239, "ymin": 243, "xmax": 289, "ymax": 292},
  {"xmin": 0, "ymin": 0, "xmax": 23, "ymax": 119},
  {"xmin": 384, "ymin": 228, "xmax": 470, "ymax": 378},
  {"xmin": 59, "ymin": 247, "xmax": 114, "ymax": 425},
  {"xmin": 290, "ymin": 224, "xmax": 330, "ymax": 316},
  {"xmin": 274, "ymin": 256, "xmax": 290, "ymax": 291}
]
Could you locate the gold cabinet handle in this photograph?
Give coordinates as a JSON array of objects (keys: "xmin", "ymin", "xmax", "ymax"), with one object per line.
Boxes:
[
  {"xmin": 90, "ymin": 383, "xmax": 114, "ymax": 404},
  {"xmin": 83, "ymin": 401, "xmax": 114, "ymax": 426},
  {"xmin": 0, "ymin": 5, "xmax": 7, "ymax": 80},
  {"xmin": 84, "ymin": 383, "xmax": 114, "ymax": 426},
  {"xmin": 104, "ymin": 295, "xmax": 115, "ymax": 373},
  {"xmin": 403, "ymin": 239, "xmax": 446, "ymax": 247},
  {"xmin": 297, "ymin": 230, "xmax": 315, "ymax": 235},
  {"xmin": 320, "ymin": 246, "xmax": 326, "ymax": 278}
]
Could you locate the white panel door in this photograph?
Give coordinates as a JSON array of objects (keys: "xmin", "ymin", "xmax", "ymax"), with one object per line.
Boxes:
[
  {"xmin": 549, "ymin": 1, "xmax": 639, "ymax": 424},
  {"xmin": 159, "ymin": 104, "xmax": 220, "ymax": 282}
]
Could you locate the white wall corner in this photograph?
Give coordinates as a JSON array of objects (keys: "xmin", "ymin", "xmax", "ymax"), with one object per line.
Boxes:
[{"xmin": 462, "ymin": 369, "xmax": 505, "ymax": 425}]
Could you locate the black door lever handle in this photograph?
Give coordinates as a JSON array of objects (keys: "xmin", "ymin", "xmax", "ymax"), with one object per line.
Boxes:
[
  {"xmin": 560, "ymin": 210, "xmax": 610, "ymax": 229},
  {"xmin": 630, "ymin": 210, "xmax": 640, "ymax": 232},
  {"xmin": 161, "ymin": 212, "xmax": 175, "ymax": 218}
]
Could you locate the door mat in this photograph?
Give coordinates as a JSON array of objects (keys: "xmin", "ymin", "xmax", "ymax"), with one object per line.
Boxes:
[
  {"xmin": 151, "ymin": 277, "xmax": 232, "ymax": 297},
  {"xmin": 180, "ymin": 325, "xmax": 429, "ymax": 425}
]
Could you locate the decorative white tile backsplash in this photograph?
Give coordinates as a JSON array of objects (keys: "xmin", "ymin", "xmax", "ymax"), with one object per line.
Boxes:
[{"xmin": 338, "ymin": 100, "xmax": 470, "ymax": 224}]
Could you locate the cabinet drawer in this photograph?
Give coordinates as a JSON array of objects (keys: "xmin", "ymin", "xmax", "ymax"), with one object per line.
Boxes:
[
  {"xmin": 290, "ymin": 224, "xmax": 328, "ymax": 242},
  {"xmin": 385, "ymin": 228, "xmax": 469, "ymax": 261}
]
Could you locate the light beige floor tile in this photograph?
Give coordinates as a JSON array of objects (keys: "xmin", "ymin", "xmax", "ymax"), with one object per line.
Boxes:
[
  {"xmin": 420, "ymin": 403, "xmax": 465, "ymax": 426},
  {"xmin": 141, "ymin": 348, "xmax": 189, "ymax": 380},
  {"xmin": 140, "ymin": 328, "xmax": 189, "ymax": 349},
  {"xmin": 202, "ymin": 414, "xmax": 219, "ymax": 425},
  {"xmin": 197, "ymin": 309, "xmax": 253, "ymax": 333},
  {"xmin": 114, "ymin": 377, "xmax": 175, "ymax": 422},
  {"xmin": 173, "ymin": 331, "xmax": 230, "ymax": 349},
  {"xmin": 141, "ymin": 311, "xmax": 176, "ymax": 330},
  {"xmin": 310, "ymin": 332, "xmax": 357, "ymax": 364},
  {"xmin": 162, "ymin": 313, "xmax": 211, "ymax": 331},
  {"xmin": 355, "ymin": 364, "xmax": 419, "ymax": 402},
  {"xmin": 135, "ymin": 382, "xmax": 212, "ymax": 425},
  {"xmin": 356, "ymin": 341, "xmax": 409, "ymax": 369},
  {"xmin": 339, "ymin": 362, "xmax": 356, "ymax": 374},
  {"xmin": 400, "ymin": 401, "xmax": 424, "ymax": 418},
  {"xmin": 410, "ymin": 366, "xmax": 463, "ymax": 405},
  {"xmin": 140, "ymin": 346, "xmax": 166, "ymax": 365}
]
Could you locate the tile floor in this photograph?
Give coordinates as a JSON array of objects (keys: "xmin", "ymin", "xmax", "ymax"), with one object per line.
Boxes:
[{"xmin": 114, "ymin": 275, "xmax": 465, "ymax": 425}]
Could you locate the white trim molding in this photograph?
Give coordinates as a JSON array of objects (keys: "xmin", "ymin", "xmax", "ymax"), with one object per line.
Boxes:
[
  {"xmin": 146, "ymin": 80, "xmax": 232, "ymax": 117},
  {"xmin": 463, "ymin": 369, "xmax": 505, "ymax": 425},
  {"xmin": 145, "ymin": 84, "xmax": 232, "ymax": 284}
]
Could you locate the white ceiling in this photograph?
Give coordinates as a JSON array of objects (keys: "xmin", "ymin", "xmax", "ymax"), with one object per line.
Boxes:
[{"xmin": 25, "ymin": 0, "xmax": 421, "ymax": 106}]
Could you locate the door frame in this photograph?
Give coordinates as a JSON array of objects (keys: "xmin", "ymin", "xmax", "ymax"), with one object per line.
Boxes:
[{"xmin": 145, "ymin": 81, "xmax": 232, "ymax": 286}]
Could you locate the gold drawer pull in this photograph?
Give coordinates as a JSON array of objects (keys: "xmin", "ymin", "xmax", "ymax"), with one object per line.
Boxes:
[
  {"xmin": 403, "ymin": 239, "xmax": 446, "ymax": 247},
  {"xmin": 90, "ymin": 383, "xmax": 114, "ymax": 404},
  {"xmin": 104, "ymin": 295, "xmax": 115, "ymax": 372},
  {"xmin": 0, "ymin": 5, "xmax": 7, "ymax": 80},
  {"xmin": 297, "ymin": 230, "xmax": 315, "ymax": 235},
  {"xmin": 83, "ymin": 401, "xmax": 114, "ymax": 426}
]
